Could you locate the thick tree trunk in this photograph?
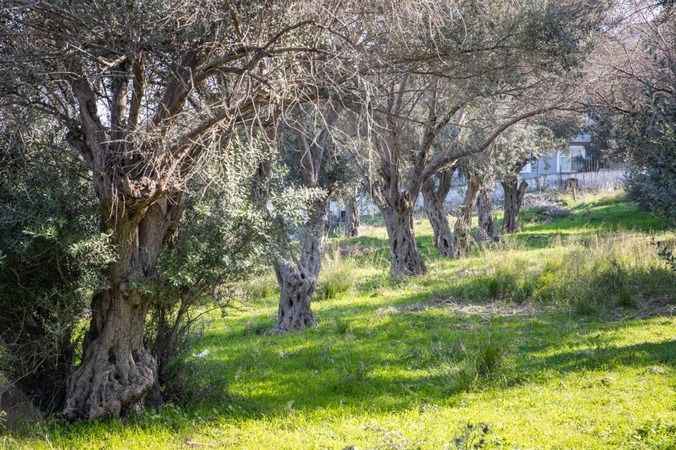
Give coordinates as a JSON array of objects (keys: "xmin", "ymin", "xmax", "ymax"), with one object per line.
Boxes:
[
  {"xmin": 502, "ymin": 177, "xmax": 528, "ymax": 233},
  {"xmin": 453, "ymin": 175, "xmax": 480, "ymax": 257},
  {"xmin": 275, "ymin": 201, "xmax": 326, "ymax": 332},
  {"xmin": 476, "ymin": 187, "xmax": 499, "ymax": 242},
  {"xmin": 344, "ymin": 196, "xmax": 360, "ymax": 237},
  {"xmin": 63, "ymin": 199, "xmax": 178, "ymax": 420},
  {"xmin": 275, "ymin": 262, "xmax": 316, "ymax": 331},
  {"xmin": 422, "ymin": 171, "xmax": 455, "ymax": 257},
  {"xmin": 382, "ymin": 202, "xmax": 426, "ymax": 277},
  {"xmin": 64, "ymin": 288, "xmax": 154, "ymax": 420}
]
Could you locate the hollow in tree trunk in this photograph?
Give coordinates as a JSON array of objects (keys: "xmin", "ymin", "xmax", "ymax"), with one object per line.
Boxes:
[
  {"xmin": 275, "ymin": 200, "xmax": 326, "ymax": 332},
  {"xmin": 63, "ymin": 199, "xmax": 179, "ymax": 420},
  {"xmin": 381, "ymin": 196, "xmax": 426, "ymax": 277},
  {"xmin": 453, "ymin": 175, "xmax": 480, "ymax": 257},
  {"xmin": 344, "ymin": 196, "xmax": 360, "ymax": 237},
  {"xmin": 476, "ymin": 187, "xmax": 499, "ymax": 242},
  {"xmin": 502, "ymin": 176, "xmax": 528, "ymax": 233},
  {"xmin": 422, "ymin": 169, "xmax": 455, "ymax": 257}
]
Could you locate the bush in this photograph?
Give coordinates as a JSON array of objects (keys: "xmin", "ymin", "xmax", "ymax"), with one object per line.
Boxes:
[
  {"xmin": 147, "ymin": 175, "xmax": 273, "ymax": 405},
  {"xmin": 614, "ymin": 48, "xmax": 676, "ymax": 222},
  {"xmin": 626, "ymin": 160, "xmax": 676, "ymax": 222},
  {"xmin": 0, "ymin": 127, "xmax": 111, "ymax": 412}
]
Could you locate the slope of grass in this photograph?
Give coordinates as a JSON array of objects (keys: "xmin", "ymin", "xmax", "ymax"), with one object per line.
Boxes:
[{"xmin": 3, "ymin": 191, "xmax": 675, "ymax": 450}]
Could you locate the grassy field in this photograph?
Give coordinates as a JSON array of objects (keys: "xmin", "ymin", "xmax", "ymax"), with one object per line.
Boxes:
[{"xmin": 2, "ymin": 191, "xmax": 675, "ymax": 450}]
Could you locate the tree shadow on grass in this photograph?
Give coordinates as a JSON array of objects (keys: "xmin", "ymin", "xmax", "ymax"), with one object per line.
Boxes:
[
  {"xmin": 172, "ymin": 302, "xmax": 674, "ymax": 423},
  {"xmin": 22, "ymin": 298, "xmax": 673, "ymax": 445}
]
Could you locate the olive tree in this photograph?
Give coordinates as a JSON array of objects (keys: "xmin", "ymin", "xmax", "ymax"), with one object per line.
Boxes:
[
  {"xmin": 421, "ymin": 165, "xmax": 458, "ymax": 257},
  {"xmin": 0, "ymin": 0, "xmax": 341, "ymax": 420},
  {"xmin": 254, "ymin": 104, "xmax": 355, "ymax": 331},
  {"xmin": 340, "ymin": 0, "xmax": 609, "ymax": 276},
  {"xmin": 587, "ymin": 0, "xmax": 675, "ymax": 220}
]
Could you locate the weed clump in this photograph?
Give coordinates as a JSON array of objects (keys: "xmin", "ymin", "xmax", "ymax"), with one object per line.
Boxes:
[
  {"xmin": 449, "ymin": 422, "xmax": 504, "ymax": 449},
  {"xmin": 628, "ymin": 420, "xmax": 676, "ymax": 450},
  {"xmin": 316, "ymin": 252, "xmax": 356, "ymax": 300},
  {"xmin": 440, "ymin": 333, "xmax": 513, "ymax": 394},
  {"xmin": 454, "ymin": 235, "xmax": 674, "ymax": 315},
  {"xmin": 334, "ymin": 318, "xmax": 352, "ymax": 335}
]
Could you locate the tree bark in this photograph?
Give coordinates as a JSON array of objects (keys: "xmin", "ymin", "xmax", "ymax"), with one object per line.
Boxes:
[
  {"xmin": 275, "ymin": 200, "xmax": 326, "ymax": 332},
  {"xmin": 502, "ymin": 177, "xmax": 528, "ymax": 233},
  {"xmin": 422, "ymin": 169, "xmax": 455, "ymax": 257},
  {"xmin": 344, "ymin": 195, "xmax": 360, "ymax": 237},
  {"xmin": 453, "ymin": 175, "xmax": 481, "ymax": 257},
  {"xmin": 63, "ymin": 198, "xmax": 180, "ymax": 420},
  {"xmin": 476, "ymin": 187, "xmax": 499, "ymax": 242},
  {"xmin": 381, "ymin": 199, "xmax": 426, "ymax": 277}
]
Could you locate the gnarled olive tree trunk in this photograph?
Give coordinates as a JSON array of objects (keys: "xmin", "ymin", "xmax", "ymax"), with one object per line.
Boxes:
[
  {"xmin": 453, "ymin": 175, "xmax": 480, "ymax": 257},
  {"xmin": 344, "ymin": 196, "xmax": 360, "ymax": 237},
  {"xmin": 63, "ymin": 198, "xmax": 180, "ymax": 420},
  {"xmin": 421, "ymin": 169, "xmax": 455, "ymax": 257},
  {"xmin": 476, "ymin": 187, "xmax": 499, "ymax": 242},
  {"xmin": 381, "ymin": 195, "xmax": 426, "ymax": 277},
  {"xmin": 275, "ymin": 201, "xmax": 326, "ymax": 332},
  {"xmin": 502, "ymin": 176, "xmax": 528, "ymax": 233}
]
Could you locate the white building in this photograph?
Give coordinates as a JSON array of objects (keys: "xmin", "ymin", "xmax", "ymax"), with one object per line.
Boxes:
[{"xmin": 520, "ymin": 132, "xmax": 593, "ymax": 178}]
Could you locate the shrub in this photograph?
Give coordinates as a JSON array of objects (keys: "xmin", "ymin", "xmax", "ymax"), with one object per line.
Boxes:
[
  {"xmin": 148, "ymin": 177, "xmax": 272, "ymax": 405},
  {"xmin": 0, "ymin": 129, "xmax": 111, "ymax": 412},
  {"xmin": 614, "ymin": 49, "xmax": 676, "ymax": 222}
]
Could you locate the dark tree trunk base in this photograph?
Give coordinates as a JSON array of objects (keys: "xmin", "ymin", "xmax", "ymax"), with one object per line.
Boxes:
[
  {"xmin": 502, "ymin": 177, "xmax": 528, "ymax": 233},
  {"xmin": 276, "ymin": 263, "xmax": 316, "ymax": 332},
  {"xmin": 63, "ymin": 200, "xmax": 178, "ymax": 421},
  {"xmin": 344, "ymin": 197, "xmax": 360, "ymax": 237},
  {"xmin": 63, "ymin": 290, "xmax": 156, "ymax": 421},
  {"xmin": 383, "ymin": 206, "xmax": 426, "ymax": 277},
  {"xmin": 452, "ymin": 216, "xmax": 472, "ymax": 258},
  {"xmin": 423, "ymin": 188, "xmax": 455, "ymax": 257},
  {"xmin": 452, "ymin": 175, "xmax": 481, "ymax": 257},
  {"xmin": 274, "ymin": 199, "xmax": 325, "ymax": 332},
  {"xmin": 476, "ymin": 188, "xmax": 499, "ymax": 242},
  {"xmin": 421, "ymin": 169, "xmax": 456, "ymax": 257}
]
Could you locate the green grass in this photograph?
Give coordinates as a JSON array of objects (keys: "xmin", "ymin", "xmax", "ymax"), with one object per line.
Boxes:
[{"xmin": 3, "ymin": 191, "xmax": 675, "ymax": 450}]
